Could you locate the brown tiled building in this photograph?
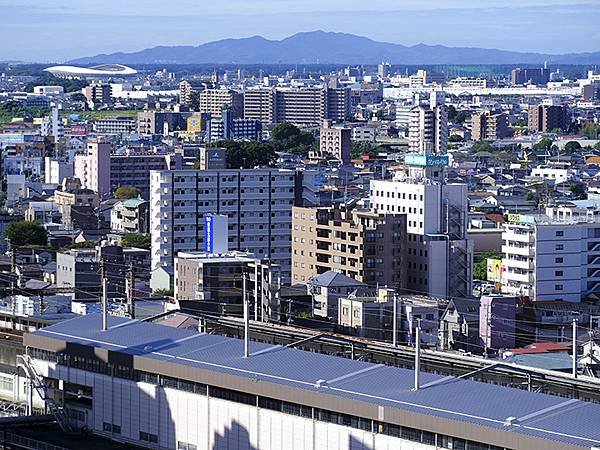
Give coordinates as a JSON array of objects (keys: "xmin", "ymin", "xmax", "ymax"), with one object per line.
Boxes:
[{"xmin": 291, "ymin": 206, "xmax": 407, "ymax": 288}]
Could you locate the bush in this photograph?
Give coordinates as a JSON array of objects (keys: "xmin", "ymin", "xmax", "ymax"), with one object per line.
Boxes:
[
  {"xmin": 121, "ymin": 233, "xmax": 151, "ymax": 250},
  {"xmin": 5, "ymin": 221, "xmax": 47, "ymax": 247}
]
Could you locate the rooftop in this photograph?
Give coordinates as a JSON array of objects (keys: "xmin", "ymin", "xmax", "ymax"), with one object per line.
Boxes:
[{"xmin": 28, "ymin": 314, "xmax": 600, "ymax": 450}]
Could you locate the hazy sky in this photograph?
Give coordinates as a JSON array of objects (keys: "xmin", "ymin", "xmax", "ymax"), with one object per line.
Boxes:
[{"xmin": 2, "ymin": 1, "xmax": 599, "ymax": 62}]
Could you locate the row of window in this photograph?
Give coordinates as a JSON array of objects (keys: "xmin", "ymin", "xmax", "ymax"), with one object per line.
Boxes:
[{"xmin": 33, "ymin": 348, "xmax": 512, "ymax": 450}]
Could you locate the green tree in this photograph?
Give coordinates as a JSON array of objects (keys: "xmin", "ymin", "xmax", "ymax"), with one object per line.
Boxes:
[
  {"xmin": 569, "ymin": 182, "xmax": 586, "ymax": 199},
  {"xmin": 271, "ymin": 122, "xmax": 315, "ymax": 154},
  {"xmin": 594, "ymin": 141, "xmax": 600, "ymax": 150},
  {"xmin": 514, "ymin": 118, "xmax": 528, "ymax": 127},
  {"xmin": 449, "ymin": 134, "xmax": 464, "ymax": 143},
  {"xmin": 153, "ymin": 288, "xmax": 174, "ymax": 297},
  {"xmin": 447, "ymin": 105, "xmax": 470, "ymax": 125},
  {"xmin": 581, "ymin": 123, "xmax": 600, "ymax": 140},
  {"xmin": 533, "ymin": 137, "xmax": 553, "ymax": 151},
  {"xmin": 471, "ymin": 141, "xmax": 495, "ymax": 153},
  {"xmin": 564, "ymin": 141, "xmax": 582, "ymax": 154},
  {"xmin": 350, "ymin": 141, "xmax": 376, "ymax": 159},
  {"xmin": 115, "ymin": 186, "xmax": 141, "ymax": 199},
  {"xmin": 473, "ymin": 251, "xmax": 503, "ymax": 281},
  {"xmin": 189, "ymin": 91, "xmax": 201, "ymax": 111},
  {"xmin": 6, "ymin": 221, "xmax": 47, "ymax": 247},
  {"xmin": 198, "ymin": 140, "xmax": 277, "ymax": 169},
  {"xmin": 121, "ymin": 233, "xmax": 151, "ymax": 249}
]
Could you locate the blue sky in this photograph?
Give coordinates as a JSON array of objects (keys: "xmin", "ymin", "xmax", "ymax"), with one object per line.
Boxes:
[{"xmin": 1, "ymin": 1, "xmax": 599, "ymax": 62}]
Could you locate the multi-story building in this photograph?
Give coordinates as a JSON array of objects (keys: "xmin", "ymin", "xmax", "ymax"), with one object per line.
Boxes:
[
  {"xmin": 317, "ymin": 120, "xmax": 351, "ymax": 163},
  {"xmin": 501, "ymin": 214, "xmax": 600, "ymax": 302},
  {"xmin": 150, "ymin": 169, "xmax": 315, "ymax": 286},
  {"xmin": 84, "ymin": 83, "xmax": 112, "ymax": 104},
  {"xmin": 471, "ymin": 111, "xmax": 510, "ymax": 141},
  {"xmin": 195, "ymin": 147, "xmax": 226, "ymax": 170},
  {"xmin": 243, "ymin": 86, "xmax": 351, "ymax": 127},
  {"xmin": 111, "ymin": 198, "xmax": 149, "ymax": 234},
  {"xmin": 93, "ymin": 117, "xmax": 136, "ymax": 134},
  {"xmin": 479, "ymin": 295, "xmax": 516, "ymax": 351},
  {"xmin": 308, "ymin": 271, "xmax": 374, "ymax": 318},
  {"xmin": 209, "ymin": 110, "xmax": 262, "ymax": 141},
  {"xmin": 511, "ymin": 67, "xmax": 550, "ymax": 85},
  {"xmin": 137, "ymin": 111, "xmax": 192, "ymax": 135},
  {"xmin": 174, "ymin": 251, "xmax": 281, "ymax": 321},
  {"xmin": 291, "ymin": 205, "xmax": 407, "ymax": 289},
  {"xmin": 109, "ymin": 151, "xmax": 183, "ymax": 199},
  {"xmin": 528, "ymin": 104, "xmax": 569, "ymax": 132},
  {"xmin": 370, "ymin": 179, "xmax": 473, "ymax": 299},
  {"xmin": 199, "ymin": 89, "xmax": 243, "ymax": 119},
  {"xmin": 408, "ymin": 92, "xmax": 448, "ymax": 154},
  {"xmin": 179, "ymin": 79, "xmax": 205, "ymax": 106},
  {"xmin": 73, "ymin": 139, "xmax": 112, "ymax": 196}
]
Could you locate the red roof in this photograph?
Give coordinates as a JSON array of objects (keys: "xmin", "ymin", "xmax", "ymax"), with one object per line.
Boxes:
[{"xmin": 508, "ymin": 342, "xmax": 570, "ymax": 355}]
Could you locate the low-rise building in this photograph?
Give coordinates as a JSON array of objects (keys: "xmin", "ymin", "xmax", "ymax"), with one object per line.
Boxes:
[{"xmin": 111, "ymin": 198, "xmax": 149, "ymax": 234}]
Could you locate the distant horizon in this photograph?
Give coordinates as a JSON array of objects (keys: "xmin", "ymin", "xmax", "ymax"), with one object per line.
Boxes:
[{"xmin": 1, "ymin": 1, "xmax": 599, "ymax": 62}]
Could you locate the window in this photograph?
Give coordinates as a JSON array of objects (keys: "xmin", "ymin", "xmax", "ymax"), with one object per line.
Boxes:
[
  {"xmin": 555, "ymin": 244, "xmax": 564, "ymax": 251},
  {"xmin": 555, "ymin": 271, "xmax": 563, "ymax": 277},
  {"xmin": 556, "ymin": 231, "xmax": 564, "ymax": 237},
  {"xmin": 555, "ymin": 284, "xmax": 564, "ymax": 291},
  {"xmin": 555, "ymin": 257, "xmax": 564, "ymax": 263}
]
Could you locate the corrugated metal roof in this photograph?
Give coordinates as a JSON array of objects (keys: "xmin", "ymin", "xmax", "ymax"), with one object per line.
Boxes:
[{"xmin": 31, "ymin": 314, "xmax": 600, "ymax": 449}]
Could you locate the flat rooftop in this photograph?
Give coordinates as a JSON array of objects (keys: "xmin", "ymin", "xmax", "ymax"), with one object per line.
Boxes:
[{"xmin": 27, "ymin": 314, "xmax": 600, "ymax": 450}]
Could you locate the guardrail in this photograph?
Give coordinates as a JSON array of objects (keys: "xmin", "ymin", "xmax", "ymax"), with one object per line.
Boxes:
[{"xmin": 0, "ymin": 431, "xmax": 70, "ymax": 450}]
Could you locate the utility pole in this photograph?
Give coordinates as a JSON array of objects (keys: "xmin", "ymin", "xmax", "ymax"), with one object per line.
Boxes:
[
  {"xmin": 126, "ymin": 263, "xmax": 135, "ymax": 319},
  {"xmin": 392, "ymin": 297, "xmax": 398, "ymax": 347},
  {"xmin": 101, "ymin": 260, "xmax": 108, "ymax": 331},
  {"xmin": 572, "ymin": 317, "xmax": 578, "ymax": 378},
  {"xmin": 414, "ymin": 319, "xmax": 421, "ymax": 391},
  {"xmin": 243, "ymin": 272, "xmax": 249, "ymax": 358}
]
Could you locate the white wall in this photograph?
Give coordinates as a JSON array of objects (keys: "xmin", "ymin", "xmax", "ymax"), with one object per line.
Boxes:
[{"xmin": 37, "ymin": 361, "xmax": 438, "ymax": 450}]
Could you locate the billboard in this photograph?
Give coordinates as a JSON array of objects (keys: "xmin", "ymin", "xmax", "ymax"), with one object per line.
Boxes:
[
  {"xmin": 70, "ymin": 124, "xmax": 87, "ymax": 136},
  {"xmin": 487, "ymin": 258, "xmax": 503, "ymax": 283},
  {"xmin": 187, "ymin": 116, "xmax": 203, "ymax": 133},
  {"xmin": 404, "ymin": 154, "xmax": 449, "ymax": 167},
  {"xmin": 204, "ymin": 214, "xmax": 228, "ymax": 254},
  {"xmin": 507, "ymin": 214, "xmax": 535, "ymax": 224}
]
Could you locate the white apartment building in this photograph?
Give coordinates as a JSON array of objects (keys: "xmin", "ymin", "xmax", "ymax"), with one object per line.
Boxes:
[
  {"xmin": 408, "ymin": 92, "xmax": 448, "ymax": 154},
  {"xmin": 501, "ymin": 215, "xmax": 600, "ymax": 302},
  {"xmin": 150, "ymin": 169, "xmax": 315, "ymax": 287},
  {"xmin": 370, "ymin": 179, "xmax": 473, "ymax": 298}
]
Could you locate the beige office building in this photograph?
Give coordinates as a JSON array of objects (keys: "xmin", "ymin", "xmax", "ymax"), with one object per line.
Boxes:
[
  {"xmin": 291, "ymin": 206, "xmax": 407, "ymax": 288},
  {"xmin": 199, "ymin": 89, "xmax": 243, "ymax": 118}
]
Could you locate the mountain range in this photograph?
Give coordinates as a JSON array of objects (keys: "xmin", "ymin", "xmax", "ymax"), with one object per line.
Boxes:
[{"xmin": 69, "ymin": 31, "xmax": 600, "ymax": 65}]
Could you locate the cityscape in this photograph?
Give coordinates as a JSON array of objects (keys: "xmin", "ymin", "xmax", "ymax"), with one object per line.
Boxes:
[{"xmin": 0, "ymin": 1, "xmax": 600, "ymax": 449}]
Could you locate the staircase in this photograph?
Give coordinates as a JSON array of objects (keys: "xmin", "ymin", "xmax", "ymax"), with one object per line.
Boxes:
[{"xmin": 18, "ymin": 354, "xmax": 71, "ymax": 432}]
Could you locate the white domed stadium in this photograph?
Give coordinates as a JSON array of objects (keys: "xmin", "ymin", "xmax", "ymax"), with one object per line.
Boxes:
[{"xmin": 44, "ymin": 64, "xmax": 137, "ymax": 79}]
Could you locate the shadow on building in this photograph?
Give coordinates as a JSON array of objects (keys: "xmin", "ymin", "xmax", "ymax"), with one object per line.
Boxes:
[
  {"xmin": 349, "ymin": 435, "xmax": 373, "ymax": 450},
  {"xmin": 211, "ymin": 420, "xmax": 258, "ymax": 450}
]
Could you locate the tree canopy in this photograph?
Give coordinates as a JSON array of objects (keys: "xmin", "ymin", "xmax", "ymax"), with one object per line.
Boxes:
[
  {"xmin": 471, "ymin": 141, "xmax": 495, "ymax": 153},
  {"xmin": 563, "ymin": 141, "xmax": 582, "ymax": 154},
  {"xmin": 581, "ymin": 123, "xmax": 600, "ymax": 140},
  {"xmin": 198, "ymin": 140, "xmax": 277, "ymax": 169},
  {"xmin": 533, "ymin": 137, "xmax": 554, "ymax": 151},
  {"xmin": 271, "ymin": 122, "xmax": 315, "ymax": 154},
  {"xmin": 121, "ymin": 233, "xmax": 151, "ymax": 250},
  {"xmin": 25, "ymin": 73, "xmax": 86, "ymax": 93},
  {"xmin": 115, "ymin": 186, "xmax": 141, "ymax": 200},
  {"xmin": 447, "ymin": 105, "xmax": 470, "ymax": 125},
  {"xmin": 6, "ymin": 220, "xmax": 47, "ymax": 247}
]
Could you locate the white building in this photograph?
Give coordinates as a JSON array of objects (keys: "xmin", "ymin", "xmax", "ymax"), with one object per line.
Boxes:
[
  {"xmin": 530, "ymin": 164, "xmax": 579, "ymax": 185},
  {"xmin": 150, "ymin": 169, "xmax": 315, "ymax": 287},
  {"xmin": 370, "ymin": 179, "xmax": 472, "ymax": 298},
  {"xmin": 24, "ymin": 313, "xmax": 594, "ymax": 450},
  {"xmin": 501, "ymin": 214, "xmax": 600, "ymax": 302},
  {"xmin": 45, "ymin": 157, "xmax": 73, "ymax": 184},
  {"xmin": 408, "ymin": 91, "xmax": 448, "ymax": 155}
]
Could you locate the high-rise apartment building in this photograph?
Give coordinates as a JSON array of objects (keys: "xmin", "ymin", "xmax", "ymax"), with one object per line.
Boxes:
[
  {"xmin": 510, "ymin": 67, "xmax": 550, "ymax": 85},
  {"xmin": 243, "ymin": 86, "xmax": 351, "ymax": 127},
  {"xmin": 370, "ymin": 180, "xmax": 473, "ymax": 299},
  {"xmin": 150, "ymin": 169, "xmax": 315, "ymax": 287},
  {"xmin": 73, "ymin": 139, "xmax": 112, "ymax": 196},
  {"xmin": 408, "ymin": 91, "xmax": 448, "ymax": 155},
  {"xmin": 471, "ymin": 111, "xmax": 510, "ymax": 141},
  {"xmin": 501, "ymin": 215, "xmax": 600, "ymax": 302},
  {"xmin": 179, "ymin": 79, "xmax": 205, "ymax": 106},
  {"xmin": 199, "ymin": 89, "xmax": 243, "ymax": 119},
  {"xmin": 291, "ymin": 205, "xmax": 407, "ymax": 288},
  {"xmin": 528, "ymin": 104, "xmax": 569, "ymax": 133}
]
